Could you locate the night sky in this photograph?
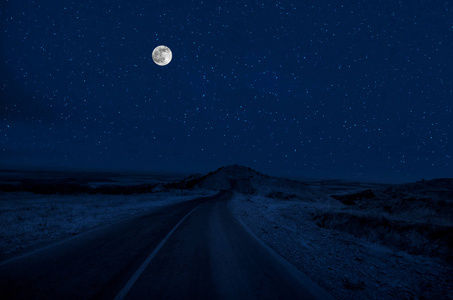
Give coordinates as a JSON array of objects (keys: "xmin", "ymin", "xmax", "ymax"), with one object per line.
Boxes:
[{"xmin": 1, "ymin": 0, "xmax": 452, "ymax": 182}]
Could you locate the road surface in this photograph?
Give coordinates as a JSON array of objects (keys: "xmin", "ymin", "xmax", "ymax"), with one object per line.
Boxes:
[{"xmin": 0, "ymin": 191, "xmax": 333, "ymax": 299}]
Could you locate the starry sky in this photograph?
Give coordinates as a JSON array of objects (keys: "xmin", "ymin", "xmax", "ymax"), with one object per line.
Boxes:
[{"xmin": 1, "ymin": 0, "xmax": 452, "ymax": 182}]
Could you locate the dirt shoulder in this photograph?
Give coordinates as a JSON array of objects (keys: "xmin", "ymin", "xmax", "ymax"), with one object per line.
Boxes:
[
  {"xmin": 230, "ymin": 193, "xmax": 452, "ymax": 300},
  {"xmin": 0, "ymin": 190, "xmax": 215, "ymax": 262}
]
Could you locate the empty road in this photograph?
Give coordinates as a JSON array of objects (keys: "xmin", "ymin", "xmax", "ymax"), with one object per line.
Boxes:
[{"xmin": 0, "ymin": 191, "xmax": 333, "ymax": 299}]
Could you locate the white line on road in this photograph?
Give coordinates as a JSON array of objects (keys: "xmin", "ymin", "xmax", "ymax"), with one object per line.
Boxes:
[{"xmin": 114, "ymin": 201, "xmax": 208, "ymax": 300}]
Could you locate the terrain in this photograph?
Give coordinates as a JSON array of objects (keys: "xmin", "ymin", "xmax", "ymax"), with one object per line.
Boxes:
[{"xmin": 0, "ymin": 166, "xmax": 452, "ymax": 299}]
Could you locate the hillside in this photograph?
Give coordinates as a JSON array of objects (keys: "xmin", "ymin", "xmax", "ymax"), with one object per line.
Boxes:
[{"xmin": 170, "ymin": 165, "xmax": 332, "ymax": 203}]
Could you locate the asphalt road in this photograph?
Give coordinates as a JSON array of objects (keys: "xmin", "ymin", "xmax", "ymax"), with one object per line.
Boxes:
[{"xmin": 0, "ymin": 191, "xmax": 333, "ymax": 300}]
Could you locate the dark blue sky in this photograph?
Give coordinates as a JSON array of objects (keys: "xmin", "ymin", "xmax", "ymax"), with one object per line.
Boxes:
[{"xmin": 1, "ymin": 0, "xmax": 452, "ymax": 182}]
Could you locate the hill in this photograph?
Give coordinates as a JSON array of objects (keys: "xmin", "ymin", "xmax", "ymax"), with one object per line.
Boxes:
[{"xmin": 169, "ymin": 165, "xmax": 331, "ymax": 203}]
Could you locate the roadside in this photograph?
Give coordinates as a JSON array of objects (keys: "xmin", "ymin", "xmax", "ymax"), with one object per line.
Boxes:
[
  {"xmin": 0, "ymin": 189, "xmax": 215, "ymax": 262},
  {"xmin": 230, "ymin": 193, "xmax": 452, "ymax": 300}
]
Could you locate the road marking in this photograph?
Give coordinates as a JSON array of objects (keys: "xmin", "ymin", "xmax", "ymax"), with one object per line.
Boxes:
[{"xmin": 114, "ymin": 201, "xmax": 208, "ymax": 300}]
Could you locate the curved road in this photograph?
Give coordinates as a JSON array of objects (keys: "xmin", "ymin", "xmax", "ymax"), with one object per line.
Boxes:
[{"xmin": 0, "ymin": 191, "xmax": 333, "ymax": 300}]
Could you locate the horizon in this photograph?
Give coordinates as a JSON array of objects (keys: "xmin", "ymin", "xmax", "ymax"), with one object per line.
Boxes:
[{"xmin": 0, "ymin": 163, "xmax": 444, "ymax": 185}]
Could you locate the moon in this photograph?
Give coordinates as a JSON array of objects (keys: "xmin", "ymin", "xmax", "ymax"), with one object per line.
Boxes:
[{"xmin": 152, "ymin": 45, "xmax": 172, "ymax": 66}]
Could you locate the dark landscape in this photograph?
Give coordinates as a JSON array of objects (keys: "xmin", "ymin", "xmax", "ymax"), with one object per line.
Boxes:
[
  {"xmin": 0, "ymin": 165, "xmax": 451, "ymax": 299},
  {"xmin": 1, "ymin": 0, "xmax": 452, "ymax": 299}
]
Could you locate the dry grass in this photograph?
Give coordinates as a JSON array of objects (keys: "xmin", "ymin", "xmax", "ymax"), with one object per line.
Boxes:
[{"xmin": 0, "ymin": 190, "xmax": 215, "ymax": 261}]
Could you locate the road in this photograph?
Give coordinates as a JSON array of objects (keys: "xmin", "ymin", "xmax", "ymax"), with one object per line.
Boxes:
[{"xmin": 0, "ymin": 191, "xmax": 333, "ymax": 300}]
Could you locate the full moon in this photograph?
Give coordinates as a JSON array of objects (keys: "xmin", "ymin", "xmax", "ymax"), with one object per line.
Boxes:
[{"xmin": 152, "ymin": 45, "xmax": 172, "ymax": 66}]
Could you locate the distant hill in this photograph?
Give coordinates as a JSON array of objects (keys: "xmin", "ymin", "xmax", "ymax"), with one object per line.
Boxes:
[
  {"xmin": 383, "ymin": 178, "xmax": 453, "ymax": 200},
  {"xmin": 168, "ymin": 165, "xmax": 330, "ymax": 202},
  {"xmin": 167, "ymin": 165, "xmax": 265, "ymax": 192}
]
